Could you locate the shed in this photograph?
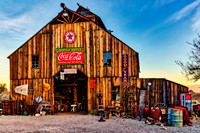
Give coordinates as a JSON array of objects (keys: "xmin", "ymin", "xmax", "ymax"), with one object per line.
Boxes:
[{"xmin": 137, "ymin": 78, "xmax": 188, "ymax": 113}]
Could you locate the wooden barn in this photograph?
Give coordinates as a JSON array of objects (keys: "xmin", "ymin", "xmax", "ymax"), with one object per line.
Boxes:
[
  {"xmin": 137, "ymin": 78, "xmax": 188, "ymax": 114},
  {"xmin": 7, "ymin": 4, "xmax": 140, "ymax": 113}
]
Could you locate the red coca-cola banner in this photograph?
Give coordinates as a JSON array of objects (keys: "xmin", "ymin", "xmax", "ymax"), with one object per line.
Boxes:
[{"xmin": 56, "ymin": 47, "xmax": 84, "ymax": 65}]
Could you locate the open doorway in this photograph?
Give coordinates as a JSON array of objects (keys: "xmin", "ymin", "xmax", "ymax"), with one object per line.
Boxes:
[{"xmin": 54, "ymin": 70, "xmax": 87, "ymax": 113}]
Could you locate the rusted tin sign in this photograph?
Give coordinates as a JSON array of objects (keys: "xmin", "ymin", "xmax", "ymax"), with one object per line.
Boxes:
[
  {"xmin": 122, "ymin": 54, "xmax": 129, "ymax": 86},
  {"xmin": 90, "ymin": 80, "xmax": 96, "ymax": 88},
  {"xmin": 15, "ymin": 84, "xmax": 28, "ymax": 95},
  {"xmin": 56, "ymin": 47, "xmax": 84, "ymax": 65}
]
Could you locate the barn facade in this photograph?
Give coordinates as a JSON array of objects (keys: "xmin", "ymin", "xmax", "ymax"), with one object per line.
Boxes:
[{"xmin": 8, "ymin": 4, "xmax": 140, "ymax": 112}]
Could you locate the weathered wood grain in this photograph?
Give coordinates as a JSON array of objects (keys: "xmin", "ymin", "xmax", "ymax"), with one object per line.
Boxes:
[{"xmin": 9, "ymin": 21, "xmax": 140, "ymax": 112}]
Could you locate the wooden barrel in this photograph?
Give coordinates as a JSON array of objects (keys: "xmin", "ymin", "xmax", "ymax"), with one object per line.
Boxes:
[
  {"xmin": 167, "ymin": 108, "xmax": 172, "ymax": 125},
  {"xmin": 171, "ymin": 109, "xmax": 183, "ymax": 127}
]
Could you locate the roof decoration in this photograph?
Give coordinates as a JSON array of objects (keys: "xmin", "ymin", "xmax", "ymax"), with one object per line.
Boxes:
[
  {"xmin": 51, "ymin": 4, "xmax": 90, "ymax": 24},
  {"xmin": 51, "ymin": 3, "xmax": 107, "ymax": 30}
]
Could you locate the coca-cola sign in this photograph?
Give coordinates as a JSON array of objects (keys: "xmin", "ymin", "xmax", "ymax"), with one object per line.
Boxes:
[{"xmin": 56, "ymin": 48, "xmax": 84, "ymax": 65}]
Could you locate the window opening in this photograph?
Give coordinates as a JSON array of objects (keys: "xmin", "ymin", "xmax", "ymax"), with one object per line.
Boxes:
[
  {"xmin": 81, "ymin": 11, "xmax": 86, "ymax": 16},
  {"xmin": 32, "ymin": 55, "xmax": 39, "ymax": 69},
  {"xmin": 112, "ymin": 86, "xmax": 120, "ymax": 101},
  {"xmin": 104, "ymin": 52, "xmax": 111, "ymax": 66}
]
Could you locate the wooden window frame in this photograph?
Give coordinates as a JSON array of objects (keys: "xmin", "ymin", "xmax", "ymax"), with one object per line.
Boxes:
[
  {"xmin": 32, "ymin": 55, "xmax": 39, "ymax": 69},
  {"xmin": 112, "ymin": 86, "xmax": 120, "ymax": 101},
  {"xmin": 103, "ymin": 52, "xmax": 111, "ymax": 67}
]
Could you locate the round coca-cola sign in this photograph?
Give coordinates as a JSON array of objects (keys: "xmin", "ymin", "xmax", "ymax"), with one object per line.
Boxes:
[{"xmin": 64, "ymin": 30, "xmax": 76, "ymax": 44}]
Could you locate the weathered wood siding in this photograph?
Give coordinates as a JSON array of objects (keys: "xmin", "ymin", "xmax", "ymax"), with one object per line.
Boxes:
[
  {"xmin": 137, "ymin": 78, "xmax": 188, "ymax": 108},
  {"xmin": 9, "ymin": 21, "xmax": 140, "ymax": 111}
]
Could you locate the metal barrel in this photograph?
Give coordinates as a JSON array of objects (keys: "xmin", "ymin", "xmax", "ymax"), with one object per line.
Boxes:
[
  {"xmin": 167, "ymin": 108, "xmax": 172, "ymax": 125},
  {"xmin": 171, "ymin": 109, "xmax": 183, "ymax": 127}
]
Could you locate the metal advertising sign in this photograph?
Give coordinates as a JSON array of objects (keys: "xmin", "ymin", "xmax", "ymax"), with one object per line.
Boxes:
[
  {"xmin": 64, "ymin": 30, "xmax": 76, "ymax": 44},
  {"xmin": 43, "ymin": 83, "xmax": 50, "ymax": 92},
  {"xmin": 15, "ymin": 84, "xmax": 28, "ymax": 95},
  {"xmin": 122, "ymin": 54, "xmax": 129, "ymax": 86},
  {"xmin": 185, "ymin": 94, "xmax": 191, "ymax": 100},
  {"xmin": 90, "ymin": 80, "xmax": 96, "ymax": 88},
  {"xmin": 64, "ymin": 69, "xmax": 77, "ymax": 74},
  {"xmin": 56, "ymin": 47, "xmax": 84, "ymax": 65}
]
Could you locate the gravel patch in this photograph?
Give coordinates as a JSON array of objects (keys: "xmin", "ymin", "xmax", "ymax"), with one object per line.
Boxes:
[{"xmin": 0, "ymin": 114, "xmax": 199, "ymax": 133}]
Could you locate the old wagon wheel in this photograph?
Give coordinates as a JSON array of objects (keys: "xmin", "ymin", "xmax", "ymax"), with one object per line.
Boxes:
[{"xmin": 154, "ymin": 103, "xmax": 167, "ymax": 109}]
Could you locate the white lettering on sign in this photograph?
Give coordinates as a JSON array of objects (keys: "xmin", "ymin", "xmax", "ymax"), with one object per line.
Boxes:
[{"xmin": 58, "ymin": 52, "xmax": 82, "ymax": 61}]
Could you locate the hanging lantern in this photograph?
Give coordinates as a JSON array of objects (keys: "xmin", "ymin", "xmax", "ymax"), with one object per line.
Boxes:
[{"xmin": 63, "ymin": 10, "xmax": 68, "ymax": 17}]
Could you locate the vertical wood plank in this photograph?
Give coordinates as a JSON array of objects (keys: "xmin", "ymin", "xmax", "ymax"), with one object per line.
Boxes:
[
  {"xmin": 86, "ymin": 31, "xmax": 90, "ymax": 77},
  {"xmin": 100, "ymin": 30, "xmax": 104, "ymax": 78}
]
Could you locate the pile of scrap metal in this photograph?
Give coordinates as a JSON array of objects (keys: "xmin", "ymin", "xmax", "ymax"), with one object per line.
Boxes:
[
  {"xmin": 145, "ymin": 107, "xmax": 167, "ymax": 125},
  {"xmin": 1, "ymin": 84, "xmax": 52, "ymax": 116},
  {"xmin": 193, "ymin": 104, "xmax": 200, "ymax": 118},
  {"xmin": 144, "ymin": 106, "xmax": 192, "ymax": 127},
  {"xmin": 192, "ymin": 112, "xmax": 200, "ymax": 120},
  {"xmin": 1, "ymin": 96, "xmax": 52, "ymax": 116},
  {"xmin": 192, "ymin": 104, "xmax": 200, "ymax": 120}
]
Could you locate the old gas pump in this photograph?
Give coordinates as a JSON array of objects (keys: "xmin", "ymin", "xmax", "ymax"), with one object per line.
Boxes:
[{"xmin": 98, "ymin": 93, "xmax": 105, "ymax": 122}]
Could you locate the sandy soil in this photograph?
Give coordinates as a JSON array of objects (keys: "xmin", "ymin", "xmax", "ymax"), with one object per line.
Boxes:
[{"xmin": 0, "ymin": 114, "xmax": 199, "ymax": 133}]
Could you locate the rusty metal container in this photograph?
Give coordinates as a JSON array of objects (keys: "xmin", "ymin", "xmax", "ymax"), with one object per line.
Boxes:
[
  {"xmin": 171, "ymin": 109, "xmax": 183, "ymax": 127},
  {"xmin": 151, "ymin": 108, "xmax": 161, "ymax": 121}
]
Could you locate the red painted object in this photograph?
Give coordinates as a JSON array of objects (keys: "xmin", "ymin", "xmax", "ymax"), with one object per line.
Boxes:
[
  {"xmin": 90, "ymin": 80, "xmax": 96, "ymax": 88},
  {"xmin": 185, "ymin": 94, "xmax": 191, "ymax": 100},
  {"xmin": 57, "ymin": 51, "xmax": 84, "ymax": 65},
  {"xmin": 144, "ymin": 108, "xmax": 149, "ymax": 118},
  {"xmin": 64, "ymin": 30, "xmax": 76, "ymax": 44},
  {"xmin": 151, "ymin": 108, "xmax": 161, "ymax": 121},
  {"xmin": 172, "ymin": 106, "xmax": 190, "ymax": 125},
  {"xmin": 193, "ymin": 105, "xmax": 200, "ymax": 110}
]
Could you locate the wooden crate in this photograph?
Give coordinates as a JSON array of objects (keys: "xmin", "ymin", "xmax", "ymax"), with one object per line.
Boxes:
[{"xmin": 2, "ymin": 100, "xmax": 13, "ymax": 115}]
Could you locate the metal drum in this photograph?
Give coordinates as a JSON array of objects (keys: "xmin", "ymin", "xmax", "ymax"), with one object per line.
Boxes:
[
  {"xmin": 144, "ymin": 108, "xmax": 149, "ymax": 118},
  {"xmin": 171, "ymin": 109, "xmax": 183, "ymax": 127},
  {"xmin": 168, "ymin": 108, "xmax": 172, "ymax": 125}
]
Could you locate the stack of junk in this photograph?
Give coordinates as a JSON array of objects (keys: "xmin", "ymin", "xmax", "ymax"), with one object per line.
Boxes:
[
  {"xmin": 1, "ymin": 96, "xmax": 52, "ymax": 116},
  {"xmin": 144, "ymin": 106, "xmax": 192, "ymax": 127}
]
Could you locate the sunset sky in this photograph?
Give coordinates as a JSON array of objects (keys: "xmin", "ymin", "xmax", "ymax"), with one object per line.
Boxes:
[{"xmin": 0, "ymin": 0, "xmax": 200, "ymax": 92}]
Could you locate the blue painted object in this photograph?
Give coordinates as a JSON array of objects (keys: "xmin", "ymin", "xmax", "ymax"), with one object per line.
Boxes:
[
  {"xmin": 167, "ymin": 108, "xmax": 172, "ymax": 125},
  {"xmin": 171, "ymin": 109, "xmax": 183, "ymax": 127}
]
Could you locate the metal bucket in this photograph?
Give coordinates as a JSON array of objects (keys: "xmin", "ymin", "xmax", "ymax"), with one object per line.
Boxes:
[
  {"xmin": 171, "ymin": 109, "xmax": 183, "ymax": 127},
  {"xmin": 167, "ymin": 108, "xmax": 172, "ymax": 125}
]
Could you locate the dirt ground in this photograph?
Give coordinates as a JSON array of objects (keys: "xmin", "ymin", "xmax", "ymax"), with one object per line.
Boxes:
[{"xmin": 0, "ymin": 114, "xmax": 199, "ymax": 133}]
